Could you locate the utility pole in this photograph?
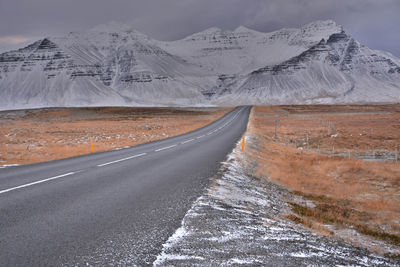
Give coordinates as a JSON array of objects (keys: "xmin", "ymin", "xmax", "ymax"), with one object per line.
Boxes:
[
  {"xmin": 328, "ymin": 121, "xmax": 331, "ymax": 135},
  {"xmin": 274, "ymin": 120, "xmax": 280, "ymax": 138}
]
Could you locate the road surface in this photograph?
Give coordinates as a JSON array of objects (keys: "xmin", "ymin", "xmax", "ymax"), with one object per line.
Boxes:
[{"xmin": 0, "ymin": 106, "xmax": 251, "ymax": 266}]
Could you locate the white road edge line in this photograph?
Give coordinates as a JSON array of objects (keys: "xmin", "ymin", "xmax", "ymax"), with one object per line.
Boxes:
[
  {"xmin": 97, "ymin": 153, "xmax": 147, "ymax": 167},
  {"xmin": 0, "ymin": 172, "xmax": 75, "ymax": 195},
  {"xmin": 155, "ymin": 144, "xmax": 177, "ymax": 152},
  {"xmin": 0, "ymin": 108, "xmax": 245, "ymax": 196}
]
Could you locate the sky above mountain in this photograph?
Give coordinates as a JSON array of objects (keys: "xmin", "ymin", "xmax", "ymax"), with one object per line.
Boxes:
[{"xmin": 0, "ymin": 0, "xmax": 399, "ymax": 56}]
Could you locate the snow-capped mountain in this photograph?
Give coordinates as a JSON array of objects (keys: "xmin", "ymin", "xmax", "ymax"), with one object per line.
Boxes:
[
  {"xmin": 213, "ymin": 29, "xmax": 400, "ymax": 105},
  {"xmin": 159, "ymin": 20, "xmax": 343, "ymax": 74},
  {"xmin": 0, "ymin": 20, "xmax": 399, "ymax": 109}
]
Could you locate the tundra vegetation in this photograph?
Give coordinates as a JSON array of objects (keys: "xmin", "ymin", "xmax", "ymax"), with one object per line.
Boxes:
[
  {"xmin": 0, "ymin": 107, "xmax": 231, "ymax": 166},
  {"xmin": 246, "ymin": 104, "xmax": 400, "ymax": 257}
]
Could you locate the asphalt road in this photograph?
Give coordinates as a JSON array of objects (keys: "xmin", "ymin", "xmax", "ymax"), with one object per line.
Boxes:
[{"xmin": 0, "ymin": 106, "xmax": 251, "ymax": 266}]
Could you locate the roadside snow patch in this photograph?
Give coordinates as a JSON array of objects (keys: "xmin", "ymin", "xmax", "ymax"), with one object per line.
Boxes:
[{"xmin": 154, "ymin": 144, "xmax": 396, "ymax": 266}]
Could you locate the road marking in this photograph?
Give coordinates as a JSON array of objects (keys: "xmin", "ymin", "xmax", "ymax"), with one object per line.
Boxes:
[
  {"xmin": 97, "ymin": 153, "xmax": 147, "ymax": 167},
  {"xmin": 155, "ymin": 144, "xmax": 177, "ymax": 152},
  {"xmin": 181, "ymin": 139, "xmax": 194, "ymax": 144},
  {"xmin": 0, "ymin": 108, "xmax": 245, "ymax": 195},
  {"xmin": 198, "ymin": 109, "xmax": 242, "ymax": 138},
  {"xmin": 0, "ymin": 172, "xmax": 75, "ymax": 195}
]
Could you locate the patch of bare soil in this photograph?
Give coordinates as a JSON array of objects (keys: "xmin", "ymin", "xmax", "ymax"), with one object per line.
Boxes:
[
  {"xmin": 245, "ymin": 105, "xmax": 400, "ymax": 258},
  {"xmin": 0, "ymin": 107, "xmax": 231, "ymax": 166}
]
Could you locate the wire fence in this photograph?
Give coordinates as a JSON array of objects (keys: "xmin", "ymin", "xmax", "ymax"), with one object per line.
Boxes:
[
  {"xmin": 275, "ymin": 136, "xmax": 399, "ymax": 163},
  {"xmin": 269, "ymin": 111, "xmax": 399, "ymax": 163},
  {"xmin": 306, "ymin": 148, "xmax": 399, "ymax": 162}
]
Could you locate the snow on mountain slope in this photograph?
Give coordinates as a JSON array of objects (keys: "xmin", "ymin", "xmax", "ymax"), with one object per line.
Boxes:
[
  {"xmin": 213, "ymin": 31, "xmax": 400, "ymax": 105},
  {"xmin": 0, "ymin": 22, "xmax": 209, "ymax": 109},
  {"xmin": 158, "ymin": 20, "xmax": 342, "ymax": 74},
  {"xmin": 0, "ymin": 38, "xmax": 129, "ymax": 110},
  {"xmin": 0, "ymin": 20, "xmax": 399, "ymax": 110}
]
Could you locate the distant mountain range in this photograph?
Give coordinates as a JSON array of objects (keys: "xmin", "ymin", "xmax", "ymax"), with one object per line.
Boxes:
[{"xmin": 0, "ymin": 20, "xmax": 399, "ymax": 110}]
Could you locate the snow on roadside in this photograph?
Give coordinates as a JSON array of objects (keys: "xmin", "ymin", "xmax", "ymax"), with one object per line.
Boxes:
[{"xmin": 154, "ymin": 143, "xmax": 397, "ymax": 266}]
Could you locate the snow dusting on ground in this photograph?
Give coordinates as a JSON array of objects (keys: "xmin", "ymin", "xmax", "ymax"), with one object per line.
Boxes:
[{"xmin": 154, "ymin": 144, "xmax": 398, "ymax": 266}]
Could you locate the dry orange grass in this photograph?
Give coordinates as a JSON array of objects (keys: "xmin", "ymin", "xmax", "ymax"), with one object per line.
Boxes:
[
  {"xmin": 246, "ymin": 105, "xmax": 400, "ymax": 250},
  {"xmin": 0, "ymin": 107, "xmax": 232, "ymax": 165},
  {"xmin": 255, "ymin": 105, "xmax": 400, "ymax": 152}
]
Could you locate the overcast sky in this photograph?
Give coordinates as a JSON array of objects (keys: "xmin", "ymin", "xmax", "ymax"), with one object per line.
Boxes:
[{"xmin": 0, "ymin": 0, "xmax": 399, "ymax": 56}]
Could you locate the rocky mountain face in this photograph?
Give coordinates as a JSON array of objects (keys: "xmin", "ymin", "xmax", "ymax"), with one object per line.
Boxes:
[
  {"xmin": 0, "ymin": 20, "xmax": 399, "ymax": 109},
  {"xmin": 220, "ymin": 31, "xmax": 400, "ymax": 105}
]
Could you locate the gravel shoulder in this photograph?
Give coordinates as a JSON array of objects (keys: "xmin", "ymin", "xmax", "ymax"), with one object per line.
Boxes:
[{"xmin": 154, "ymin": 140, "xmax": 399, "ymax": 266}]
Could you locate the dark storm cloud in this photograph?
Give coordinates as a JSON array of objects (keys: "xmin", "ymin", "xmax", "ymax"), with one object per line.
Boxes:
[{"xmin": 0, "ymin": 0, "xmax": 399, "ymax": 56}]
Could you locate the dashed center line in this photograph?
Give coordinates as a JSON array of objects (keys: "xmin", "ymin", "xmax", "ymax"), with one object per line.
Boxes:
[
  {"xmin": 97, "ymin": 153, "xmax": 147, "ymax": 167},
  {"xmin": 181, "ymin": 139, "xmax": 194, "ymax": 144},
  {"xmin": 0, "ymin": 108, "xmax": 245, "ymax": 196},
  {"xmin": 155, "ymin": 144, "xmax": 177, "ymax": 152},
  {"xmin": 0, "ymin": 172, "xmax": 76, "ymax": 195}
]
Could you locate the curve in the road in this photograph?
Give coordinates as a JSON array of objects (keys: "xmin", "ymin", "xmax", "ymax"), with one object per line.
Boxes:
[{"xmin": 0, "ymin": 106, "xmax": 251, "ymax": 266}]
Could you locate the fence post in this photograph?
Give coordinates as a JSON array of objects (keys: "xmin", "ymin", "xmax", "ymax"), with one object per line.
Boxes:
[{"xmin": 90, "ymin": 139, "xmax": 94, "ymax": 153}]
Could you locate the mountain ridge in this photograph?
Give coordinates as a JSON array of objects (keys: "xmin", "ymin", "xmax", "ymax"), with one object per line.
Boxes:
[{"xmin": 0, "ymin": 20, "xmax": 399, "ymax": 110}]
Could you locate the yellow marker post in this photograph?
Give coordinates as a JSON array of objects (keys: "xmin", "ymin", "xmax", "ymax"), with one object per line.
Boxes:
[
  {"xmin": 90, "ymin": 139, "xmax": 94, "ymax": 153},
  {"xmin": 241, "ymin": 137, "xmax": 245, "ymax": 151},
  {"xmin": 185, "ymin": 127, "xmax": 188, "ymax": 133}
]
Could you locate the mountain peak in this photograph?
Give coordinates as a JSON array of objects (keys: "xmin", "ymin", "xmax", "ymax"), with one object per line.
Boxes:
[
  {"xmin": 301, "ymin": 20, "xmax": 343, "ymax": 33},
  {"xmin": 90, "ymin": 21, "xmax": 135, "ymax": 33},
  {"xmin": 294, "ymin": 19, "xmax": 343, "ymax": 44},
  {"xmin": 181, "ymin": 27, "xmax": 222, "ymax": 40},
  {"xmin": 86, "ymin": 21, "xmax": 149, "ymax": 41},
  {"xmin": 1, "ymin": 19, "xmax": 399, "ymax": 110},
  {"xmin": 201, "ymin": 27, "xmax": 222, "ymax": 34},
  {"xmin": 234, "ymin": 25, "xmax": 257, "ymax": 33}
]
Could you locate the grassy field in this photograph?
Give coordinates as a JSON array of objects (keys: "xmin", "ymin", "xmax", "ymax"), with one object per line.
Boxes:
[
  {"xmin": 0, "ymin": 107, "xmax": 231, "ymax": 166},
  {"xmin": 245, "ymin": 105, "xmax": 400, "ymax": 256},
  {"xmin": 2, "ymin": 104, "xmax": 399, "ymax": 255}
]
